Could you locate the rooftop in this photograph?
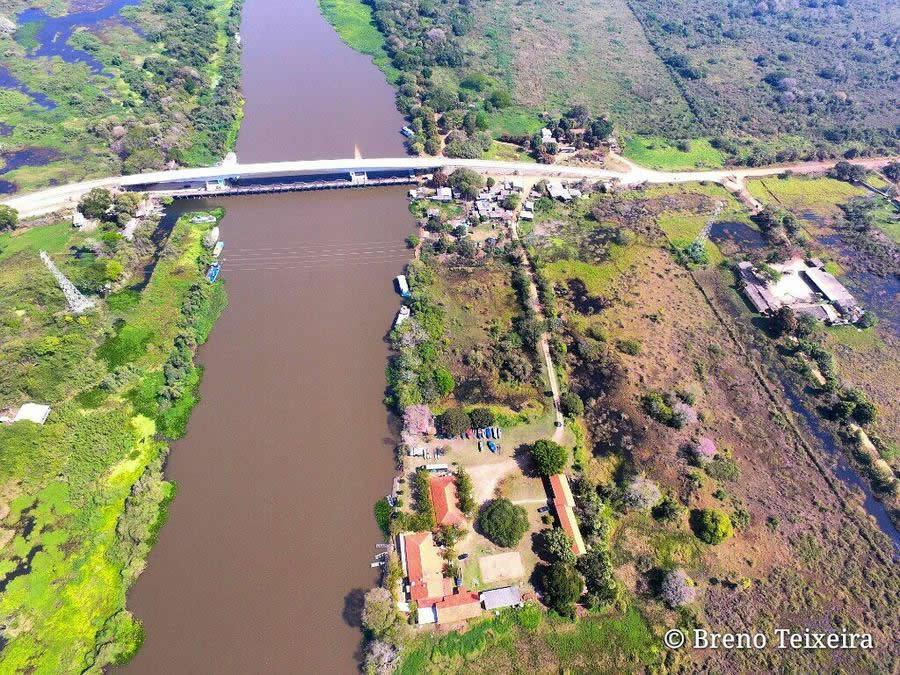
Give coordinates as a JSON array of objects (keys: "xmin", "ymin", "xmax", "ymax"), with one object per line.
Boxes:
[
  {"xmin": 480, "ymin": 586, "xmax": 522, "ymax": 610},
  {"xmin": 14, "ymin": 403, "xmax": 51, "ymax": 425},
  {"xmin": 430, "ymin": 475, "xmax": 465, "ymax": 527}
]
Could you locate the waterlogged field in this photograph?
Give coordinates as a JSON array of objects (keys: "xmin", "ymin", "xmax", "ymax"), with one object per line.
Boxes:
[
  {"xmin": 317, "ymin": 0, "xmax": 399, "ymax": 81},
  {"xmin": 0, "ymin": 211, "xmax": 225, "ymax": 670},
  {"xmin": 0, "ymin": 0, "xmax": 242, "ymax": 192}
]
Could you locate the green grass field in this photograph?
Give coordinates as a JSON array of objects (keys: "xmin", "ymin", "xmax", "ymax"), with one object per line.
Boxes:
[
  {"xmin": 542, "ymin": 244, "xmax": 647, "ymax": 296},
  {"xmin": 482, "ymin": 140, "xmax": 536, "ymax": 163},
  {"xmin": 483, "ymin": 106, "xmax": 543, "ymax": 138},
  {"xmin": 624, "ymin": 136, "xmax": 724, "ymax": 170},
  {"xmin": 746, "ymin": 176, "xmax": 866, "ymax": 216}
]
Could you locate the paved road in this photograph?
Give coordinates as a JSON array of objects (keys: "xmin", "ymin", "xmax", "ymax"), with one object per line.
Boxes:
[{"xmin": 3, "ymin": 155, "xmax": 896, "ymax": 218}]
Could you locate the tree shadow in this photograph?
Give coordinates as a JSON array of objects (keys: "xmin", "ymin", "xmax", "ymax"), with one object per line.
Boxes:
[{"xmin": 342, "ymin": 588, "xmax": 366, "ymax": 629}]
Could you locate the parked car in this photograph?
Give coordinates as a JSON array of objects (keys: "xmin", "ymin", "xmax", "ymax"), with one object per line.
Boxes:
[
  {"xmin": 478, "ymin": 441, "xmax": 484, "ymax": 452},
  {"xmin": 458, "ymin": 553, "xmax": 469, "ymax": 561},
  {"xmin": 485, "ymin": 427, "xmax": 493, "ymax": 439},
  {"xmin": 488, "ymin": 441, "xmax": 497, "ymax": 453},
  {"xmin": 537, "ymin": 506, "xmax": 550, "ymax": 514}
]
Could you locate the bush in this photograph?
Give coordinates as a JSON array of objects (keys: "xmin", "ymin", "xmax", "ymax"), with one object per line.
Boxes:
[
  {"xmin": 478, "ymin": 499, "xmax": 528, "ymax": 548},
  {"xmin": 456, "ymin": 468, "xmax": 476, "ymax": 517},
  {"xmin": 79, "ymin": 188, "xmax": 113, "ymax": 219},
  {"xmin": 577, "ymin": 549, "xmax": 616, "ymax": 606},
  {"xmin": 615, "ymin": 338, "xmax": 641, "ymax": 355},
  {"xmin": 690, "ymin": 508, "xmax": 733, "ymax": 545},
  {"xmin": 559, "ymin": 391, "xmax": 584, "ymax": 417},
  {"xmin": 660, "ymin": 568, "xmax": 696, "ymax": 608},
  {"xmin": 541, "ymin": 527, "xmax": 575, "ymax": 564},
  {"xmin": 652, "ymin": 493, "xmax": 685, "ymax": 523},
  {"xmin": 541, "ymin": 561, "xmax": 583, "ymax": 617},
  {"xmin": 469, "ymin": 407, "xmax": 495, "ymax": 428},
  {"xmin": 437, "ymin": 407, "xmax": 470, "ymax": 437},
  {"xmin": 0, "ymin": 205, "xmax": 18, "ymax": 230},
  {"xmin": 623, "ymin": 477, "xmax": 661, "ymax": 511},
  {"xmin": 530, "ymin": 439, "xmax": 567, "ymax": 476}
]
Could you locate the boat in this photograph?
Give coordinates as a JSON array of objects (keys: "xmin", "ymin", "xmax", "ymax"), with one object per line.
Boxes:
[
  {"xmin": 212, "ymin": 240, "xmax": 224, "ymax": 258},
  {"xmin": 401, "ymin": 126, "xmax": 414, "ymax": 137},
  {"xmin": 370, "ymin": 561, "xmax": 385, "ymax": 568},
  {"xmin": 206, "ymin": 263, "xmax": 220, "ymax": 283},
  {"xmin": 394, "ymin": 274, "xmax": 410, "ymax": 298},
  {"xmin": 393, "ymin": 305, "xmax": 411, "ymax": 328}
]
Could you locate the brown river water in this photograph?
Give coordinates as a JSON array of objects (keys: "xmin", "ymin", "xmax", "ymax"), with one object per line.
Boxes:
[{"xmin": 125, "ymin": 0, "xmax": 412, "ymax": 671}]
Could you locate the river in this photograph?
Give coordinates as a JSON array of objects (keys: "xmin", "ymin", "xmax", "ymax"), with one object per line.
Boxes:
[{"xmin": 124, "ymin": 0, "xmax": 411, "ymax": 671}]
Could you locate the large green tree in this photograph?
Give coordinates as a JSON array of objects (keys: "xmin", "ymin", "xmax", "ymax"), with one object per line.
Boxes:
[
  {"xmin": 437, "ymin": 407, "xmax": 470, "ymax": 437},
  {"xmin": 477, "ymin": 498, "xmax": 528, "ymax": 548},
  {"xmin": 448, "ymin": 167, "xmax": 484, "ymax": 200},
  {"xmin": 0, "ymin": 205, "xmax": 18, "ymax": 231},
  {"xmin": 530, "ymin": 439, "xmax": 568, "ymax": 476},
  {"xmin": 542, "ymin": 561, "xmax": 583, "ymax": 617},
  {"xmin": 78, "ymin": 188, "xmax": 113, "ymax": 220}
]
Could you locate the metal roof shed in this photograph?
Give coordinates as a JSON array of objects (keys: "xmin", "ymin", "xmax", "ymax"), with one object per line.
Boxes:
[
  {"xmin": 480, "ymin": 586, "xmax": 522, "ymax": 610},
  {"xmin": 14, "ymin": 403, "xmax": 51, "ymax": 425}
]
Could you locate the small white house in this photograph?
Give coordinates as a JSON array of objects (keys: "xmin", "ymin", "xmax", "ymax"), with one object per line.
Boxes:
[{"xmin": 14, "ymin": 403, "xmax": 51, "ymax": 425}]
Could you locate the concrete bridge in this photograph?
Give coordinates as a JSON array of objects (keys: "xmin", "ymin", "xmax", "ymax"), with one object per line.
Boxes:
[{"xmin": 2, "ymin": 155, "xmax": 895, "ymax": 218}]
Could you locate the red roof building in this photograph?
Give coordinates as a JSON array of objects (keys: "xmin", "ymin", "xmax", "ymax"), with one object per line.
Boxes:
[
  {"xmin": 430, "ymin": 475, "xmax": 465, "ymax": 527},
  {"xmin": 434, "ymin": 591, "xmax": 482, "ymax": 624},
  {"xmin": 549, "ymin": 473, "xmax": 586, "ymax": 556}
]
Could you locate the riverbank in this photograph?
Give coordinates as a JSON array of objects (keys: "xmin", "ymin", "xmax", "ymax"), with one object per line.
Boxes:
[
  {"xmin": 0, "ymin": 208, "xmax": 226, "ymax": 669},
  {"xmin": 0, "ymin": 0, "xmax": 243, "ymax": 193}
]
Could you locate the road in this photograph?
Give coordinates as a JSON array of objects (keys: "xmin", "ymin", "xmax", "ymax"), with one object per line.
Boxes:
[
  {"xmin": 3, "ymin": 154, "xmax": 896, "ymax": 218},
  {"xmin": 507, "ymin": 183, "xmax": 566, "ymax": 443}
]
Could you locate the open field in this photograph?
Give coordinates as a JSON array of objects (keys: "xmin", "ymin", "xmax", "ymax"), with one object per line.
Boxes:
[
  {"xmin": 623, "ymin": 136, "xmax": 724, "ymax": 170},
  {"xmin": 626, "ymin": 0, "xmax": 900, "ymax": 152},
  {"xmin": 515, "ymin": 180, "xmax": 899, "ymax": 671},
  {"xmin": 467, "ymin": 0, "xmax": 694, "ymax": 137}
]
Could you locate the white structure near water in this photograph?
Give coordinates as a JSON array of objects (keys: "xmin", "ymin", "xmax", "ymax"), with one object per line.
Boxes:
[{"xmin": 40, "ymin": 250, "xmax": 95, "ymax": 314}]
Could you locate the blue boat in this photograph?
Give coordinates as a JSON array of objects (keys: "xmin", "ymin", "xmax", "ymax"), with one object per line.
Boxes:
[{"xmin": 206, "ymin": 263, "xmax": 220, "ymax": 283}]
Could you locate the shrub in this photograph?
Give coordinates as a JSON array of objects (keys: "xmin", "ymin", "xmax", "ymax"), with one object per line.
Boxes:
[
  {"xmin": 0, "ymin": 205, "xmax": 18, "ymax": 230},
  {"xmin": 660, "ymin": 568, "xmax": 697, "ymax": 608},
  {"xmin": 689, "ymin": 437, "xmax": 717, "ymax": 466},
  {"xmin": 857, "ymin": 311, "xmax": 877, "ymax": 329},
  {"xmin": 560, "ymin": 391, "xmax": 584, "ymax": 417},
  {"xmin": 652, "ymin": 493, "xmax": 685, "ymax": 523},
  {"xmin": 615, "ymin": 338, "xmax": 641, "ymax": 355},
  {"xmin": 691, "ymin": 508, "xmax": 733, "ymax": 545},
  {"xmin": 577, "ymin": 549, "xmax": 616, "ymax": 605},
  {"xmin": 456, "ymin": 467, "xmax": 476, "ymax": 517},
  {"xmin": 478, "ymin": 499, "xmax": 528, "ymax": 548},
  {"xmin": 405, "ymin": 234, "xmax": 420, "ymax": 249},
  {"xmin": 541, "ymin": 561, "xmax": 583, "ymax": 617},
  {"xmin": 530, "ymin": 439, "xmax": 568, "ymax": 476},
  {"xmin": 469, "ymin": 407, "xmax": 495, "ymax": 428},
  {"xmin": 541, "ymin": 527, "xmax": 575, "ymax": 564},
  {"xmin": 437, "ymin": 408, "xmax": 470, "ymax": 437},
  {"xmin": 623, "ymin": 477, "xmax": 661, "ymax": 511}
]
